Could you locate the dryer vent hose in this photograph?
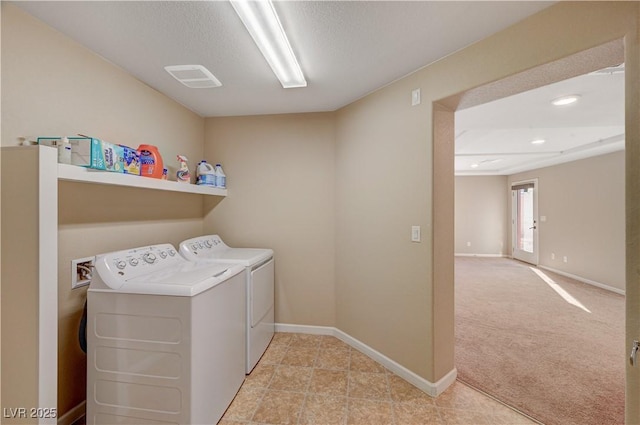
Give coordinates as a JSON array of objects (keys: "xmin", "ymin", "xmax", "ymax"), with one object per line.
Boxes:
[{"xmin": 79, "ymin": 300, "xmax": 87, "ymax": 354}]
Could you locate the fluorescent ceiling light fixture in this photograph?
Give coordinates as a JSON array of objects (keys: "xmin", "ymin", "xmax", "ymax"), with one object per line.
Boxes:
[
  {"xmin": 164, "ymin": 65, "xmax": 221, "ymax": 88},
  {"xmin": 531, "ymin": 139, "xmax": 546, "ymax": 145},
  {"xmin": 230, "ymin": 0, "xmax": 307, "ymax": 88},
  {"xmin": 470, "ymin": 163, "xmax": 479, "ymax": 168},
  {"xmin": 551, "ymin": 95, "xmax": 580, "ymax": 106}
]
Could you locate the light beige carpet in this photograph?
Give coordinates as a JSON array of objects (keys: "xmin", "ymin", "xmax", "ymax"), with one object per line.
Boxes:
[{"xmin": 455, "ymin": 257, "xmax": 624, "ymax": 425}]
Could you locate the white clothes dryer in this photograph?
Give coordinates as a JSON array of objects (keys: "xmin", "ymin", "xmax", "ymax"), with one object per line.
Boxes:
[
  {"xmin": 86, "ymin": 244, "xmax": 246, "ymax": 425},
  {"xmin": 180, "ymin": 235, "xmax": 274, "ymax": 374}
]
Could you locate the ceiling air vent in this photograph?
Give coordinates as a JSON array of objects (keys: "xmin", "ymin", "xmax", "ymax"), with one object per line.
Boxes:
[{"xmin": 164, "ymin": 65, "xmax": 222, "ymax": 88}]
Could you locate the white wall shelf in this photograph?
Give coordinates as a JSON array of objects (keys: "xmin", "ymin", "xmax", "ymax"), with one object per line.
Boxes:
[{"xmin": 58, "ymin": 163, "xmax": 227, "ymax": 196}]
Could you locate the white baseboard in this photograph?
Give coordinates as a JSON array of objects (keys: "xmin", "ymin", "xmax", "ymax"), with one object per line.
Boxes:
[
  {"xmin": 275, "ymin": 323, "xmax": 456, "ymax": 397},
  {"xmin": 538, "ymin": 265, "xmax": 625, "ymax": 295},
  {"xmin": 455, "ymin": 253, "xmax": 507, "ymax": 258},
  {"xmin": 275, "ymin": 323, "xmax": 334, "ymax": 335},
  {"xmin": 57, "ymin": 401, "xmax": 85, "ymax": 425}
]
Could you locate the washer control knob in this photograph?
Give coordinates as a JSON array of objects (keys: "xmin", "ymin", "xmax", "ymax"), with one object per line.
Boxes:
[
  {"xmin": 129, "ymin": 258, "xmax": 139, "ymax": 266},
  {"xmin": 191, "ymin": 244, "xmax": 198, "ymax": 251},
  {"xmin": 168, "ymin": 249, "xmax": 176, "ymax": 256},
  {"xmin": 143, "ymin": 253, "xmax": 157, "ymax": 264},
  {"xmin": 159, "ymin": 251, "xmax": 167, "ymax": 259},
  {"xmin": 115, "ymin": 260, "xmax": 126, "ymax": 270},
  {"xmin": 204, "ymin": 240, "xmax": 212, "ymax": 248}
]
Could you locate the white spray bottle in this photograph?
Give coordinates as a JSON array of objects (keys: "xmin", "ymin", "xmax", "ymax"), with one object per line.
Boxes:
[{"xmin": 176, "ymin": 155, "xmax": 191, "ymax": 183}]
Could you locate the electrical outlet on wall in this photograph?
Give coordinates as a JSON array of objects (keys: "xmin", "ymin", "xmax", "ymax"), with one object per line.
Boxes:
[
  {"xmin": 411, "ymin": 88, "xmax": 421, "ymax": 106},
  {"xmin": 551, "ymin": 253, "xmax": 555, "ymax": 260},
  {"xmin": 411, "ymin": 225, "xmax": 421, "ymax": 242}
]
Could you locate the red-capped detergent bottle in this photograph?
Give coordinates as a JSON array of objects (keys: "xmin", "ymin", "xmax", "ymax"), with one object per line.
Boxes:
[{"xmin": 137, "ymin": 144, "xmax": 164, "ymax": 179}]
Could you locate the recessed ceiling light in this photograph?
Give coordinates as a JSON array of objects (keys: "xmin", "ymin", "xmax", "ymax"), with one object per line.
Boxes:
[
  {"xmin": 551, "ymin": 95, "xmax": 580, "ymax": 106},
  {"xmin": 531, "ymin": 139, "xmax": 546, "ymax": 145},
  {"xmin": 470, "ymin": 163, "xmax": 479, "ymax": 168}
]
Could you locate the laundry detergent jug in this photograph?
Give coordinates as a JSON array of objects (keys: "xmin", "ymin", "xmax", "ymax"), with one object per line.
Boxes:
[{"xmin": 138, "ymin": 144, "xmax": 164, "ymax": 179}]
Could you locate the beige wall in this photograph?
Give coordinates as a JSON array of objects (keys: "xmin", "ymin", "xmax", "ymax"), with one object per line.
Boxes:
[
  {"xmin": 2, "ymin": 4, "xmax": 207, "ymax": 416},
  {"xmin": 509, "ymin": 151, "xmax": 625, "ymax": 290},
  {"xmin": 455, "ymin": 152, "xmax": 624, "ymax": 290},
  {"xmin": 203, "ymin": 114, "xmax": 336, "ymax": 326},
  {"xmin": 4, "ymin": 0, "xmax": 640, "ymax": 416},
  {"xmin": 335, "ymin": 80, "xmax": 434, "ymax": 378},
  {"xmin": 335, "ymin": 1, "xmax": 639, "ymax": 385},
  {"xmin": 1, "ymin": 149, "xmax": 41, "ymax": 423},
  {"xmin": 203, "ymin": 1, "xmax": 638, "ymax": 388},
  {"xmin": 455, "ymin": 176, "xmax": 508, "ymax": 256}
]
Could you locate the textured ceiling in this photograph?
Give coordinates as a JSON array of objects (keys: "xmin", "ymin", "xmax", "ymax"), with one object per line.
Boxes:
[
  {"xmin": 13, "ymin": 1, "xmax": 623, "ymax": 175},
  {"xmin": 14, "ymin": 1, "xmax": 554, "ymax": 117}
]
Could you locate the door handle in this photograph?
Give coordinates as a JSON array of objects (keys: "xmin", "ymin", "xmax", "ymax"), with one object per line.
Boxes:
[
  {"xmin": 630, "ymin": 340, "xmax": 639, "ymax": 366},
  {"xmin": 529, "ymin": 226, "xmax": 537, "ymax": 230}
]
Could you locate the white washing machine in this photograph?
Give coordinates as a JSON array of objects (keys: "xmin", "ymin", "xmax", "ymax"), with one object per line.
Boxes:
[
  {"xmin": 86, "ymin": 244, "xmax": 246, "ymax": 425},
  {"xmin": 180, "ymin": 235, "xmax": 274, "ymax": 374}
]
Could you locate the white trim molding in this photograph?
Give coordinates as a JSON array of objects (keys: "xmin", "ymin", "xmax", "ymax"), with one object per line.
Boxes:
[
  {"xmin": 39, "ymin": 146, "xmax": 59, "ymax": 424},
  {"xmin": 455, "ymin": 253, "xmax": 508, "ymax": 258},
  {"xmin": 275, "ymin": 323, "xmax": 457, "ymax": 397},
  {"xmin": 538, "ymin": 265, "xmax": 625, "ymax": 295}
]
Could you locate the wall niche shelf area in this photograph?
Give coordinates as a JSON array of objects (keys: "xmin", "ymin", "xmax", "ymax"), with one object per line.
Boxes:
[
  {"xmin": 58, "ymin": 163, "xmax": 227, "ymax": 196},
  {"xmin": 1, "ymin": 145, "xmax": 227, "ymax": 416}
]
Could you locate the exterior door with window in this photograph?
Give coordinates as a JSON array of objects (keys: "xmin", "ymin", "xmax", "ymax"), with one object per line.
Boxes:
[{"xmin": 511, "ymin": 180, "xmax": 538, "ymax": 265}]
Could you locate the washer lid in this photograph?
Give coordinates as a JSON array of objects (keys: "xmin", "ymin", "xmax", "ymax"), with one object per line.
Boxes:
[{"xmin": 123, "ymin": 261, "xmax": 244, "ymax": 296}]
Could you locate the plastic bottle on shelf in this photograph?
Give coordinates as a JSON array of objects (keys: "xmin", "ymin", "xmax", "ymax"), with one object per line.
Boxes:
[
  {"xmin": 176, "ymin": 155, "xmax": 191, "ymax": 184},
  {"xmin": 214, "ymin": 163, "xmax": 226, "ymax": 189},
  {"xmin": 57, "ymin": 137, "xmax": 72, "ymax": 164},
  {"xmin": 196, "ymin": 160, "xmax": 216, "ymax": 186},
  {"xmin": 138, "ymin": 144, "xmax": 164, "ymax": 179},
  {"xmin": 138, "ymin": 145, "xmax": 162, "ymax": 178}
]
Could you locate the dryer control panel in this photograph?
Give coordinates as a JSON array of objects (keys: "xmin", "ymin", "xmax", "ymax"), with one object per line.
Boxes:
[
  {"xmin": 180, "ymin": 235, "xmax": 274, "ymax": 266},
  {"xmin": 180, "ymin": 235, "xmax": 228, "ymax": 258}
]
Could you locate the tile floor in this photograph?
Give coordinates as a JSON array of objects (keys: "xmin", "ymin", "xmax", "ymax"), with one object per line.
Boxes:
[{"xmin": 220, "ymin": 333, "xmax": 538, "ymax": 425}]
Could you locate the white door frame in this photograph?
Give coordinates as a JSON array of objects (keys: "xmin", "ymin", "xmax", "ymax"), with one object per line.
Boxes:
[{"xmin": 511, "ymin": 179, "xmax": 539, "ymax": 265}]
